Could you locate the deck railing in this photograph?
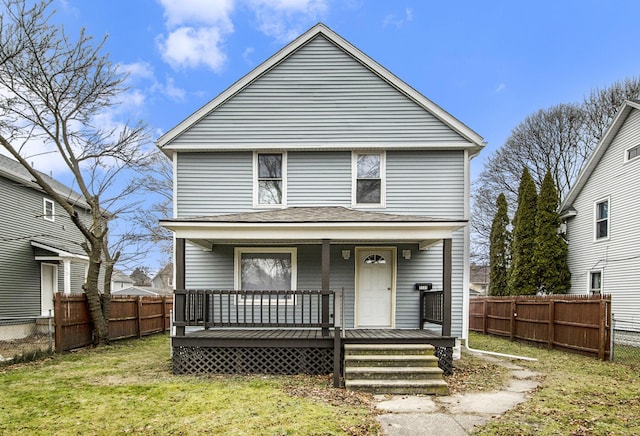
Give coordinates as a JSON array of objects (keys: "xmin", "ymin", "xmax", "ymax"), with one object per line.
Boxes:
[
  {"xmin": 173, "ymin": 289, "xmax": 336, "ymax": 334},
  {"xmin": 420, "ymin": 290, "xmax": 444, "ymax": 327}
]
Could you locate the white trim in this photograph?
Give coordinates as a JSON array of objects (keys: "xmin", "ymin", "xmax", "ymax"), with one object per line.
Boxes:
[
  {"xmin": 253, "ymin": 151, "xmax": 287, "ymax": 208},
  {"xmin": 172, "ymin": 152, "xmax": 178, "ymax": 218},
  {"xmin": 161, "ymin": 142, "xmax": 481, "ymax": 153},
  {"xmin": 161, "ymin": 221, "xmax": 464, "ymax": 243},
  {"xmin": 354, "ymin": 246, "xmax": 396, "ymax": 328},
  {"xmin": 234, "ymin": 247, "xmax": 297, "ymax": 305},
  {"xmin": 593, "ymin": 196, "xmax": 610, "ymax": 242},
  {"xmin": 31, "ymin": 241, "xmax": 90, "ymax": 262},
  {"xmin": 351, "ymin": 151, "xmax": 386, "ymax": 208},
  {"xmin": 41, "ymin": 263, "xmax": 58, "ymax": 316},
  {"xmin": 43, "ymin": 198, "xmax": 55, "ymax": 222}
]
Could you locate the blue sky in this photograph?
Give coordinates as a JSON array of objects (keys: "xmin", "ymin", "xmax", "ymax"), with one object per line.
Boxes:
[
  {"xmin": 5, "ymin": 0, "xmax": 640, "ymax": 269},
  {"xmin": 42, "ymin": 0, "xmax": 640, "ymax": 179}
]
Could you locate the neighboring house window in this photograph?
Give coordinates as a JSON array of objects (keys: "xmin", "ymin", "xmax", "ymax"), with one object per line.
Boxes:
[
  {"xmin": 589, "ymin": 270, "xmax": 602, "ymax": 295},
  {"xmin": 43, "ymin": 198, "xmax": 55, "ymax": 222},
  {"xmin": 235, "ymin": 247, "xmax": 297, "ymax": 304},
  {"xmin": 594, "ymin": 198, "xmax": 609, "ymax": 240},
  {"xmin": 627, "ymin": 144, "xmax": 640, "ymax": 161},
  {"xmin": 254, "ymin": 152, "xmax": 286, "ymax": 206},
  {"xmin": 353, "ymin": 152, "xmax": 385, "ymax": 206}
]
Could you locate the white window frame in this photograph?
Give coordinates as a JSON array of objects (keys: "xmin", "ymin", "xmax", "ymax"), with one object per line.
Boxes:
[
  {"xmin": 351, "ymin": 151, "xmax": 386, "ymax": 208},
  {"xmin": 593, "ymin": 197, "xmax": 610, "ymax": 241},
  {"xmin": 625, "ymin": 144, "xmax": 640, "ymax": 162},
  {"xmin": 253, "ymin": 151, "xmax": 287, "ymax": 208},
  {"xmin": 234, "ymin": 247, "xmax": 297, "ymax": 305},
  {"xmin": 588, "ymin": 269, "xmax": 603, "ymax": 295},
  {"xmin": 43, "ymin": 198, "xmax": 55, "ymax": 222}
]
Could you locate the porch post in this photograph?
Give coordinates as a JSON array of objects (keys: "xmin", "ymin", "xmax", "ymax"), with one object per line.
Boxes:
[
  {"xmin": 321, "ymin": 239, "xmax": 330, "ymax": 337},
  {"xmin": 443, "ymin": 238, "xmax": 452, "ymax": 336},
  {"xmin": 175, "ymin": 238, "xmax": 186, "ymax": 337}
]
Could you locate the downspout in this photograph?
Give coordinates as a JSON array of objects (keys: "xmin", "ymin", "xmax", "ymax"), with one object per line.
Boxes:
[{"xmin": 463, "ymin": 337, "xmax": 538, "ymax": 361}]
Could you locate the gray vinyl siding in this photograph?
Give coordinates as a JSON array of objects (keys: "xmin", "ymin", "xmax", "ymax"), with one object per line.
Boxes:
[
  {"xmin": 0, "ymin": 176, "xmax": 87, "ymax": 317},
  {"xmin": 177, "ymin": 149, "xmax": 465, "ymax": 218},
  {"xmin": 177, "ymin": 152, "xmax": 253, "ymax": 216},
  {"xmin": 170, "ymin": 35, "xmax": 465, "ymax": 147},
  {"xmin": 288, "ymin": 152, "xmax": 352, "ymax": 206},
  {"xmin": 183, "ymin": 238, "xmax": 465, "ymax": 337},
  {"xmin": 386, "ymin": 150, "xmax": 465, "ymax": 217},
  {"xmin": 566, "ymin": 108, "xmax": 640, "ymax": 324}
]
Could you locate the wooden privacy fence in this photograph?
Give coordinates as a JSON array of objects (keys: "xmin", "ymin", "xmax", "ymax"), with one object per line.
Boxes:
[
  {"xmin": 54, "ymin": 293, "xmax": 173, "ymax": 352},
  {"xmin": 469, "ymin": 295, "xmax": 611, "ymax": 360}
]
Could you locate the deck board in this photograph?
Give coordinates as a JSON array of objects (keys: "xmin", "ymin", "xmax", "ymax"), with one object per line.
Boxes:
[{"xmin": 174, "ymin": 328, "xmax": 454, "ymax": 348}]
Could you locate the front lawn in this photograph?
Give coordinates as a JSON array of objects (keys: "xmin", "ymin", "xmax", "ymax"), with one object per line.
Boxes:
[
  {"xmin": 0, "ymin": 334, "xmax": 379, "ymax": 435},
  {"xmin": 469, "ymin": 333, "xmax": 640, "ymax": 435}
]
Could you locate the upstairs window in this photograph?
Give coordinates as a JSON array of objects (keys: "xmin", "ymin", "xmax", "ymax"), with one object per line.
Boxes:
[
  {"xmin": 589, "ymin": 270, "xmax": 602, "ymax": 295},
  {"xmin": 255, "ymin": 152, "xmax": 286, "ymax": 206},
  {"xmin": 353, "ymin": 152, "xmax": 385, "ymax": 207},
  {"xmin": 627, "ymin": 144, "xmax": 640, "ymax": 161},
  {"xmin": 594, "ymin": 198, "xmax": 609, "ymax": 240},
  {"xmin": 43, "ymin": 198, "xmax": 55, "ymax": 222}
]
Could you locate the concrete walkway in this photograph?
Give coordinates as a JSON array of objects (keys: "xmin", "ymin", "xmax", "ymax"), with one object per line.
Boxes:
[{"xmin": 375, "ymin": 353, "xmax": 541, "ymax": 435}]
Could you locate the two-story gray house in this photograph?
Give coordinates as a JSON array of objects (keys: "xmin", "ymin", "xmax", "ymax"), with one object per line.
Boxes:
[
  {"xmin": 561, "ymin": 100, "xmax": 640, "ymax": 330},
  {"xmin": 0, "ymin": 154, "xmax": 88, "ymax": 322},
  {"xmin": 159, "ymin": 24, "xmax": 484, "ymax": 392}
]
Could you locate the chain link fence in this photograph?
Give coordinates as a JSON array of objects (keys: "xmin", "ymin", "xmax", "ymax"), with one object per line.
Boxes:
[
  {"xmin": 611, "ymin": 317, "xmax": 640, "ymax": 367},
  {"xmin": 0, "ymin": 317, "xmax": 54, "ymax": 364}
]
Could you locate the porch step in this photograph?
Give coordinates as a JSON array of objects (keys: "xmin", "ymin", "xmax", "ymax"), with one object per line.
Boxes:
[
  {"xmin": 343, "ymin": 344, "xmax": 448, "ymax": 395},
  {"xmin": 344, "ymin": 379, "xmax": 450, "ymax": 395},
  {"xmin": 345, "ymin": 366, "xmax": 444, "ymax": 381}
]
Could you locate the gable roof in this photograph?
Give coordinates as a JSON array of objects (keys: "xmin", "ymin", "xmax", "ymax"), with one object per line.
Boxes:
[
  {"xmin": 157, "ymin": 23, "xmax": 484, "ymax": 153},
  {"xmin": 0, "ymin": 153, "xmax": 89, "ymax": 210},
  {"xmin": 561, "ymin": 100, "xmax": 640, "ymax": 211}
]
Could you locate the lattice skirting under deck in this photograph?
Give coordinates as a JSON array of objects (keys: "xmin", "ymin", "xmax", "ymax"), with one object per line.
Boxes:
[
  {"xmin": 434, "ymin": 346, "xmax": 454, "ymax": 376},
  {"xmin": 173, "ymin": 346, "xmax": 334, "ymax": 375}
]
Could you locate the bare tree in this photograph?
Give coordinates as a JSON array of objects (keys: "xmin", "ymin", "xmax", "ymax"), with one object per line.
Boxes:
[{"xmin": 0, "ymin": 0, "xmax": 149, "ymax": 344}]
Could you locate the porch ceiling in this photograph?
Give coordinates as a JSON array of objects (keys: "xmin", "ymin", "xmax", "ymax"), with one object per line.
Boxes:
[{"xmin": 161, "ymin": 207, "xmax": 466, "ymax": 250}]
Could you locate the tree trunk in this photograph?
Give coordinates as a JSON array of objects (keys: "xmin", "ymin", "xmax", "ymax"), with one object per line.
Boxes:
[{"xmin": 83, "ymin": 245, "xmax": 109, "ymax": 345}]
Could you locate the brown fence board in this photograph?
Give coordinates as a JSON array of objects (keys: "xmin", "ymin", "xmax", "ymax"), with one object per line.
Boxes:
[
  {"xmin": 469, "ymin": 295, "xmax": 611, "ymax": 360},
  {"xmin": 54, "ymin": 293, "xmax": 173, "ymax": 351}
]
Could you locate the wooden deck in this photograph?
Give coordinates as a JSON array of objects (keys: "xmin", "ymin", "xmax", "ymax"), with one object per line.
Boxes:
[{"xmin": 172, "ymin": 328, "xmax": 455, "ymax": 348}]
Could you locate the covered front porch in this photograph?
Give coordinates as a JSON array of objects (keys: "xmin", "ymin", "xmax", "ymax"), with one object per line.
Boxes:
[{"xmin": 163, "ymin": 207, "xmax": 463, "ymax": 387}]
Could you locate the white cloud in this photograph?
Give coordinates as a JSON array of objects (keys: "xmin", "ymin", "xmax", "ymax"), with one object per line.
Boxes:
[
  {"xmin": 157, "ymin": 0, "xmax": 235, "ymax": 72},
  {"xmin": 119, "ymin": 61, "xmax": 155, "ymax": 81},
  {"xmin": 248, "ymin": 0, "xmax": 329, "ymax": 42},
  {"xmin": 159, "ymin": 0, "xmax": 235, "ymax": 30},
  {"xmin": 383, "ymin": 7, "xmax": 414, "ymax": 28},
  {"xmin": 158, "ymin": 26, "xmax": 228, "ymax": 71},
  {"xmin": 163, "ymin": 77, "xmax": 186, "ymax": 101},
  {"xmin": 242, "ymin": 47, "xmax": 255, "ymax": 65}
]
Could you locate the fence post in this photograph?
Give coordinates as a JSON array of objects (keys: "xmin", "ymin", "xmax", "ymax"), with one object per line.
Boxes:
[
  {"xmin": 510, "ymin": 299, "xmax": 516, "ymax": 341},
  {"xmin": 53, "ymin": 293, "xmax": 63, "ymax": 352},
  {"xmin": 482, "ymin": 298, "xmax": 488, "ymax": 335},
  {"xmin": 548, "ymin": 300, "xmax": 555, "ymax": 350},
  {"xmin": 161, "ymin": 296, "xmax": 167, "ymax": 332},
  {"xmin": 136, "ymin": 297, "xmax": 143, "ymax": 338},
  {"xmin": 598, "ymin": 298, "xmax": 606, "ymax": 360},
  {"xmin": 610, "ymin": 313, "xmax": 615, "ymax": 362}
]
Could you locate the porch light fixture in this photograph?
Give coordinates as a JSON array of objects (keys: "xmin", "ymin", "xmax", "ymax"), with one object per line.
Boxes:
[
  {"xmin": 341, "ymin": 250, "xmax": 351, "ymax": 260},
  {"xmin": 402, "ymin": 249, "xmax": 411, "ymax": 260}
]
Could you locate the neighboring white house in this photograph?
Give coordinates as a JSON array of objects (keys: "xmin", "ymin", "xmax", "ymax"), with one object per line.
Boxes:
[
  {"xmin": 561, "ymin": 100, "xmax": 640, "ymax": 327},
  {"xmin": 111, "ymin": 269, "xmax": 134, "ymax": 291}
]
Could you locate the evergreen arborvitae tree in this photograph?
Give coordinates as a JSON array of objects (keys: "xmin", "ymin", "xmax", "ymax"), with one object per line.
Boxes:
[
  {"xmin": 508, "ymin": 168, "xmax": 538, "ymax": 295},
  {"xmin": 489, "ymin": 193, "xmax": 510, "ymax": 296},
  {"xmin": 534, "ymin": 171, "xmax": 571, "ymax": 294}
]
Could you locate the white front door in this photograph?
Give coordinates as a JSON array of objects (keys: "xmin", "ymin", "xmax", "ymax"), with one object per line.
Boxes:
[
  {"xmin": 356, "ymin": 248, "xmax": 394, "ymax": 327},
  {"xmin": 41, "ymin": 263, "xmax": 57, "ymax": 316}
]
